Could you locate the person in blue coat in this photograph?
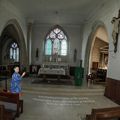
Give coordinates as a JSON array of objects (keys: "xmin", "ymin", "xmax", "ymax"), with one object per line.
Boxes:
[{"xmin": 10, "ymin": 66, "xmax": 26, "ymax": 95}]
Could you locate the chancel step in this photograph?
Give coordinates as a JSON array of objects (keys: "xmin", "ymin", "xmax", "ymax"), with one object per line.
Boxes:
[{"xmin": 22, "ymin": 85, "xmax": 105, "ymax": 96}]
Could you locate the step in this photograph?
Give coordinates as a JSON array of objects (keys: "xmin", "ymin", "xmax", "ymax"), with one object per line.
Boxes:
[{"xmin": 22, "ymin": 85, "xmax": 105, "ymax": 96}]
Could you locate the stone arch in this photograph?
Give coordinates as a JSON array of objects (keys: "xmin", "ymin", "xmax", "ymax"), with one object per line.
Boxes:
[
  {"xmin": 0, "ymin": 19, "xmax": 28, "ymax": 67},
  {"xmin": 84, "ymin": 21, "xmax": 108, "ymax": 80}
]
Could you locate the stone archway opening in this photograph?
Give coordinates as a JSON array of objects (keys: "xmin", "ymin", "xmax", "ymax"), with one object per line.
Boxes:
[
  {"xmin": 84, "ymin": 21, "xmax": 109, "ymax": 85},
  {"xmin": 0, "ymin": 19, "xmax": 28, "ymax": 74},
  {"xmin": 89, "ymin": 27, "xmax": 109, "ymax": 73}
]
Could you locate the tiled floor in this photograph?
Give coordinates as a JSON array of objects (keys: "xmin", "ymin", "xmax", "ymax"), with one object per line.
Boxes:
[{"xmin": 0, "ymin": 77, "xmax": 118, "ymax": 120}]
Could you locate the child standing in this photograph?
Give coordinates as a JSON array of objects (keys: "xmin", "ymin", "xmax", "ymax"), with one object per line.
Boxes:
[{"xmin": 10, "ymin": 66, "xmax": 26, "ymax": 95}]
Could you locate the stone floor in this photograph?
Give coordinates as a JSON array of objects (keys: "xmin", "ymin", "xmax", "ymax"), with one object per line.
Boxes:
[
  {"xmin": 0, "ymin": 77, "xmax": 119, "ymax": 120},
  {"xmin": 17, "ymin": 92, "xmax": 118, "ymax": 120}
]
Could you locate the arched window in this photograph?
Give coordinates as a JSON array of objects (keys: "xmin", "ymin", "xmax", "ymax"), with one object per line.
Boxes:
[
  {"xmin": 10, "ymin": 42, "xmax": 19, "ymax": 62},
  {"xmin": 45, "ymin": 27, "xmax": 68, "ymax": 56}
]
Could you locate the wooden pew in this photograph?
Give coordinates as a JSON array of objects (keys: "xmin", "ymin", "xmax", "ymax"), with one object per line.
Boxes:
[
  {"xmin": 0, "ymin": 105, "xmax": 16, "ymax": 120},
  {"xmin": 86, "ymin": 106, "xmax": 120, "ymax": 120},
  {"xmin": 0, "ymin": 92, "xmax": 23, "ymax": 117}
]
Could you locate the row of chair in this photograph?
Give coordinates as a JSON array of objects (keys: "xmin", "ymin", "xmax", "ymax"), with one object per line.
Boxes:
[
  {"xmin": 0, "ymin": 91, "xmax": 23, "ymax": 120},
  {"xmin": 86, "ymin": 106, "xmax": 120, "ymax": 120}
]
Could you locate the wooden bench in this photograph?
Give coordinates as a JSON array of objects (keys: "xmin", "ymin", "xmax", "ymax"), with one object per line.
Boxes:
[
  {"xmin": 0, "ymin": 92, "xmax": 23, "ymax": 117},
  {"xmin": 86, "ymin": 106, "xmax": 120, "ymax": 120}
]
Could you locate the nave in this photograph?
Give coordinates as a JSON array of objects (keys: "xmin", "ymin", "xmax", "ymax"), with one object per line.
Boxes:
[
  {"xmin": 0, "ymin": 78, "xmax": 117, "ymax": 120},
  {"xmin": 0, "ymin": 0, "xmax": 120, "ymax": 120}
]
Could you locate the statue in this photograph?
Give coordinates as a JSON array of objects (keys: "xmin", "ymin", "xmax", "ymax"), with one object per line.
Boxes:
[{"xmin": 111, "ymin": 10, "xmax": 120, "ymax": 53}]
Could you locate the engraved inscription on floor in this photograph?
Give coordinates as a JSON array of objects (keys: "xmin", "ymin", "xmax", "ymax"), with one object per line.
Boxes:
[{"xmin": 33, "ymin": 95, "xmax": 95, "ymax": 106}]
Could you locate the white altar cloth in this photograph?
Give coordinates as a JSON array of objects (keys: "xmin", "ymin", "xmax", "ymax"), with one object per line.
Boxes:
[{"xmin": 38, "ymin": 68, "xmax": 65, "ymax": 75}]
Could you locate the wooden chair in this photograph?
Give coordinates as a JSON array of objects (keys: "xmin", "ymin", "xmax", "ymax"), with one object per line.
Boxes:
[
  {"xmin": 86, "ymin": 106, "xmax": 120, "ymax": 120},
  {"xmin": 0, "ymin": 92, "xmax": 23, "ymax": 117}
]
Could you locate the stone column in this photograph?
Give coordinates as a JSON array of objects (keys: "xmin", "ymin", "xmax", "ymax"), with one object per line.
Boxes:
[{"xmin": 27, "ymin": 21, "xmax": 34, "ymax": 66}]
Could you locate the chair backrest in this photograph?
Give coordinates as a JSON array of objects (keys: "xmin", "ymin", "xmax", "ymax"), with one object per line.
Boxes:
[
  {"xmin": 0, "ymin": 92, "xmax": 20, "ymax": 116},
  {"xmin": 0, "ymin": 92, "xmax": 19, "ymax": 103},
  {"xmin": 91, "ymin": 107, "xmax": 120, "ymax": 120}
]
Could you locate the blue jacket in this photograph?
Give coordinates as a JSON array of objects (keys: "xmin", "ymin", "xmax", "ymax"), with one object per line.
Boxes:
[{"xmin": 10, "ymin": 72, "xmax": 22, "ymax": 93}]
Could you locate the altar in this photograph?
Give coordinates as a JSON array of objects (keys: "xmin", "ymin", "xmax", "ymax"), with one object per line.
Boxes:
[
  {"xmin": 38, "ymin": 68, "xmax": 65, "ymax": 75},
  {"xmin": 38, "ymin": 62, "xmax": 70, "ymax": 80}
]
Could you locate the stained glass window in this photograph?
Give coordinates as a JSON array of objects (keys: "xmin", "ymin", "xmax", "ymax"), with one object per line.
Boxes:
[
  {"xmin": 10, "ymin": 42, "xmax": 19, "ymax": 62},
  {"xmin": 61, "ymin": 40, "xmax": 67, "ymax": 56},
  {"xmin": 45, "ymin": 27, "xmax": 68, "ymax": 56},
  {"xmin": 45, "ymin": 39, "xmax": 52, "ymax": 55}
]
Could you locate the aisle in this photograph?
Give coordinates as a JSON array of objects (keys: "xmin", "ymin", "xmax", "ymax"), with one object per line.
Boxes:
[{"xmin": 15, "ymin": 78, "xmax": 118, "ymax": 120}]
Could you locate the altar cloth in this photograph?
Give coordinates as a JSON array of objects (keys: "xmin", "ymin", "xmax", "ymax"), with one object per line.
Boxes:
[{"xmin": 38, "ymin": 68, "xmax": 65, "ymax": 75}]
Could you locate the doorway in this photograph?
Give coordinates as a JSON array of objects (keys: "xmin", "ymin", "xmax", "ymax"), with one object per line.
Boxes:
[{"xmin": 89, "ymin": 26, "xmax": 109, "ymax": 83}]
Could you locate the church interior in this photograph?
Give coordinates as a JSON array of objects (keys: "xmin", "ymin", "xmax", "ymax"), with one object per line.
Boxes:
[{"xmin": 0, "ymin": 0, "xmax": 120, "ymax": 120}]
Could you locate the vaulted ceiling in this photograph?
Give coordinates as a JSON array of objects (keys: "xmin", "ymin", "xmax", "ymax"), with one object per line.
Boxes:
[{"xmin": 8, "ymin": 0, "xmax": 107, "ymax": 24}]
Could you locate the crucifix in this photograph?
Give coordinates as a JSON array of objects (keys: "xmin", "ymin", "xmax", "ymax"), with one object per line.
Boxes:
[{"xmin": 111, "ymin": 9, "xmax": 120, "ymax": 53}]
